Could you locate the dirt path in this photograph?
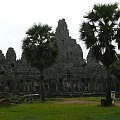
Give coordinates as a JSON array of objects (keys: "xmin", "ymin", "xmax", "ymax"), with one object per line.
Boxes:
[
  {"xmin": 54, "ymin": 100, "xmax": 120, "ymax": 107},
  {"xmin": 54, "ymin": 100, "xmax": 100, "ymax": 105}
]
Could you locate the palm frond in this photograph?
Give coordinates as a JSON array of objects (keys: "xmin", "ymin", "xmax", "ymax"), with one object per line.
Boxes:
[
  {"xmin": 22, "ymin": 23, "xmax": 58, "ymax": 71},
  {"xmin": 80, "ymin": 3, "xmax": 120, "ymax": 67}
]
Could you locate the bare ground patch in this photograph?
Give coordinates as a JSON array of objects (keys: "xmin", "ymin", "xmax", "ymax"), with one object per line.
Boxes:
[
  {"xmin": 54, "ymin": 100, "xmax": 100, "ymax": 105},
  {"xmin": 53, "ymin": 100, "xmax": 120, "ymax": 107}
]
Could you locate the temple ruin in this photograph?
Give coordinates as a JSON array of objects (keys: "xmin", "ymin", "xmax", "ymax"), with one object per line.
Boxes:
[{"xmin": 0, "ymin": 19, "xmax": 119, "ymax": 96}]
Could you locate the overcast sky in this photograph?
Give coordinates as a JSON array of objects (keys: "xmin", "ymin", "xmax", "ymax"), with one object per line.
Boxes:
[{"xmin": 0, "ymin": 0, "xmax": 119, "ymax": 59}]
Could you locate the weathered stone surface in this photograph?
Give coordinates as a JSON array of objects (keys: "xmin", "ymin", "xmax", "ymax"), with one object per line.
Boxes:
[{"xmin": 0, "ymin": 19, "xmax": 118, "ymax": 96}]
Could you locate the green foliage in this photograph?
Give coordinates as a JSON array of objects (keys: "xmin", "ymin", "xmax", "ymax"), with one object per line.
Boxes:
[
  {"xmin": 22, "ymin": 23, "xmax": 58, "ymax": 102},
  {"xmin": 22, "ymin": 23, "xmax": 58, "ymax": 71},
  {"xmin": 80, "ymin": 3, "xmax": 120, "ymax": 102},
  {"xmin": 80, "ymin": 3, "xmax": 120, "ymax": 67},
  {"xmin": 0, "ymin": 102, "xmax": 120, "ymax": 120}
]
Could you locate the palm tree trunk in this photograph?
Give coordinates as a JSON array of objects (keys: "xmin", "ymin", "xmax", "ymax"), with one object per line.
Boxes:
[
  {"xmin": 40, "ymin": 70, "xmax": 45, "ymax": 102},
  {"xmin": 105, "ymin": 66, "xmax": 112, "ymax": 106}
]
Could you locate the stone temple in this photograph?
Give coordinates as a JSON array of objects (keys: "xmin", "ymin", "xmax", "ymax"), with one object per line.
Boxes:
[{"xmin": 0, "ymin": 19, "xmax": 119, "ymax": 96}]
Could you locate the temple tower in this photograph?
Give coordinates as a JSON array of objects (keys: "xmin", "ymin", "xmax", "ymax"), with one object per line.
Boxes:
[
  {"xmin": 0, "ymin": 50, "xmax": 5, "ymax": 65},
  {"xmin": 55, "ymin": 19, "xmax": 83, "ymax": 63},
  {"xmin": 6, "ymin": 47, "xmax": 16, "ymax": 69}
]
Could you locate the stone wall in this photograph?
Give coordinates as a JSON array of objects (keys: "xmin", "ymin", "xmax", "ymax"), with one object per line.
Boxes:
[{"xmin": 0, "ymin": 19, "xmax": 119, "ymax": 96}]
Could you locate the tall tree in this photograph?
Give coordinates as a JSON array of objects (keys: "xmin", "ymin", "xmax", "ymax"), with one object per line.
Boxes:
[
  {"xmin": 80, "ymin": 3, "xmax": 120, "ymax": 106},
  {"xmin": 22, "ymin": 23, "xmax": 58, "ymax": 102}
]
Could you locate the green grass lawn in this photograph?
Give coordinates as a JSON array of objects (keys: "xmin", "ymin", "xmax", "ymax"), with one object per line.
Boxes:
[{"xmin": 0, "ymin": 98, "xmax": 120, "ymax": 120}]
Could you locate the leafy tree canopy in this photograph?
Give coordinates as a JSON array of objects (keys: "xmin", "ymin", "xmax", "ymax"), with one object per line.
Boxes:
[
  {"xmin": 22, "ymin": 24, "xmax": 58, "ymax": 72},
  {"xmin": 80, "ymin": 3, "xmax": 120, "ymax": 67}
]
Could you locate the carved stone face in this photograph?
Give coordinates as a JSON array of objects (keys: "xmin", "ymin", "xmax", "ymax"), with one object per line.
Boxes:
[{"xmin": 6, "ymin": 47, "xmax": 16, "ymax": 61}]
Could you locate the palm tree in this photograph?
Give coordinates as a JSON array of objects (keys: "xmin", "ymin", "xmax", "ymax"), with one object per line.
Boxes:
[
  {"xmin": 22, "ymin": 23, "xmax": 58, "ymax": 102},
  {"xmin": 80, "ymin": 3, "xmax": 120, "ymax": 106}
]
